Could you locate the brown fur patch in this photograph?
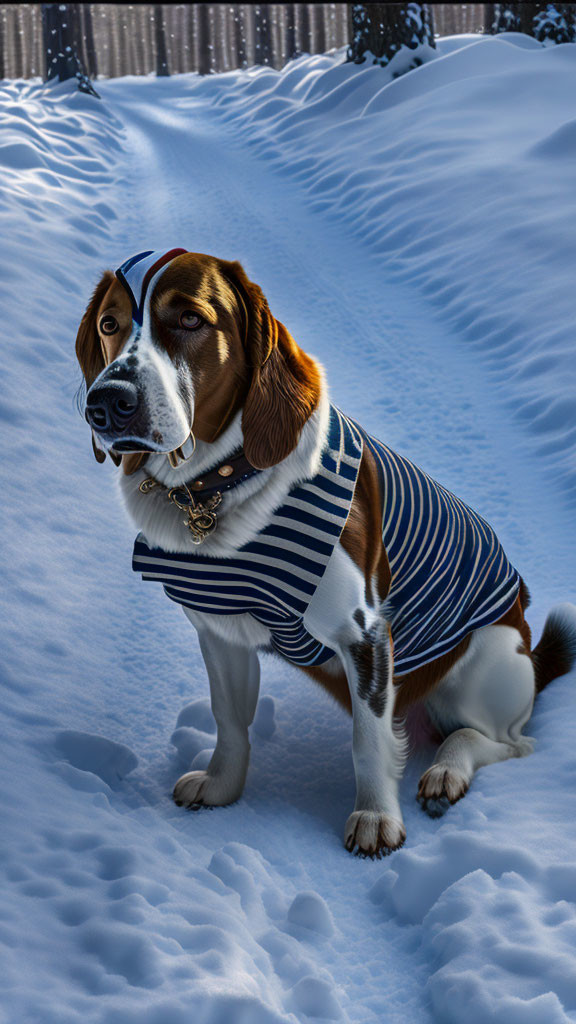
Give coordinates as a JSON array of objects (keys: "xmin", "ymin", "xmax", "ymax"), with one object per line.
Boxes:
[
  {"xmin": 220, "ymin": 261, "xmax": 322, "ymax": 469},
  {"xmin": 150, "ymin": 255, "xmax": 249, "ymax": 445},
  {"xmin": 241, "ymin": 321, "xmax": 322, "ymax": 469},
  {"xmin": 300, "ymin": 447, "xmax": 391, "ymax": 715},
  {"xmin": 492, "ymin": 589, "xmax": 532, "ymax": 655},
  {"xmin": 340, "ymin": 445, "xmax": 391, "ymax": 607}
]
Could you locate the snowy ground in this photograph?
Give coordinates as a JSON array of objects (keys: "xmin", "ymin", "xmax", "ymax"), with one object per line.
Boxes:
[{"xmin": 1, "ymin": 33, "xmax": 576, "ymax": 1024}]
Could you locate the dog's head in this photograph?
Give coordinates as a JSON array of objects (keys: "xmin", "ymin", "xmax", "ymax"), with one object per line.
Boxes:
[{"xmin": 75, "ymin": 249, "xmax": 321, "ymax": 473}]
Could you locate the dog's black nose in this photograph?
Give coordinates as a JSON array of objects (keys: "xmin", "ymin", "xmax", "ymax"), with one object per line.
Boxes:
[{"xmin": 85, "ymin": 380, "xmax": 140, "ymax": 434}]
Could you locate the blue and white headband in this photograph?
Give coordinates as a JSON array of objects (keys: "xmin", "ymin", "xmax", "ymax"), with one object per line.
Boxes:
[{"xmin": 115, "ymin": 248, "xmax": 188, "ymax": 325}]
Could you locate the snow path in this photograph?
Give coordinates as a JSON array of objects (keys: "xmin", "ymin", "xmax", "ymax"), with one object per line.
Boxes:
[{"xmin": 2, "ymin": 45, "xmax": 576, "ymax": 1024}]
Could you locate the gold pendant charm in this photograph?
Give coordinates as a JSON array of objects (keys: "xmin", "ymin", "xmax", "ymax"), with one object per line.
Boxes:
[
  {"xmin": 168, "ymin": 488, "xmax": 222, "ymax": 545},
  {"xmin": 185, "ymin": 502, "xmax": 220, "ymax": 544},
  {"xmin": 140, "ymin": 474, "xmax": 224, "ymax": 545}
]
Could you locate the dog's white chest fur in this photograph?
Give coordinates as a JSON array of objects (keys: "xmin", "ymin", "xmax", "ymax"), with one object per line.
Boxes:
[{"xmin": 119, "ymin": 397, "xmax": 330, "ymax": 556}]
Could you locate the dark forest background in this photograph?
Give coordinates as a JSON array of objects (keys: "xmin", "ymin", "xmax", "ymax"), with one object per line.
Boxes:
[
  {"xmin": 0, "ymin": 4, "xmax": 486, "ymax": 79},
  {"xmin": 2, "ymin": 4, "xmax": 574, "ymax": 81}
]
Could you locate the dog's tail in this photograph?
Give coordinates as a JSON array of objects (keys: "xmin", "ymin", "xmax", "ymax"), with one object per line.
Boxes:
[{"xmin": 532, "ymin": 603, "xmax": 576, "ymax": 694}]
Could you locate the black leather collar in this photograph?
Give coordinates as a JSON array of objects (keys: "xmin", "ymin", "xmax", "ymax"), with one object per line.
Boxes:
[{"xmin": 141, "ymin": 449, "xmax": 260, "ymax": 507}]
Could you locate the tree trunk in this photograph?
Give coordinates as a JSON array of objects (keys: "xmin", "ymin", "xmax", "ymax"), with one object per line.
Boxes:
[
  {"xmin": 230, "ymin": 5, "xmax": 248, "ymax": 70},
  {"xmin": 347, "ymin": 4, "xmax": 435, "ymax": 67},
  {"xmin": 284, "ymin": 4, "xmax": 298, "ymax": 62},
  {"xmin": 196, "ymin": 4, "xmax": 212, "ymax": 75},
  {"xmin": 0, "ymin": 12, "xmax": 5, "ymax": 80},
  {"xmin": 69, "ymin": 4, "xmax": 90, "ymax": 78},
  {"xmin": 13, "ymin": 4, "xmax": 24, "ymax": 77},
  {"xmin": 486, "ymin": 3, "xmax": 575, "ymax": 42},
  {"xmin": 299, "ymin": 4, "xmax": 311, "ymax": 54},
  {"xmin": 41, "ymin": 2, "xmax": 99, "ymax": 94},
  {"xmin": 80, "ymin": 3, "xmax": 98, "ymax": 79},
  {"xmin": 312, "ymin": 3, "xmax": 327, "ymax": 55},
  {"xmin": 154, "ymin": 4, "xmax": 170, "ymax": 76},
  {"xmin": 43, "ymin": 2, "xmax": 80, "ymax": 81},
  {"xmin": 254, "ymin": 4, "xmax": 273, "ymax": 65}
]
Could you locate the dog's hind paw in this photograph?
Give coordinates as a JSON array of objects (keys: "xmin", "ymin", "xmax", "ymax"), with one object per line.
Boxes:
[
  {"xmin": 417, "ymin": 765, "xmax": 469, "ymax": 818},
  {"xmin": 344, "ymin": 811, "xmax": 406, "ymax": 858}
]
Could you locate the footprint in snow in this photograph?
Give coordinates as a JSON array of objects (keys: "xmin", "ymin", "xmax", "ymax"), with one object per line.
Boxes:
[{"xmin": 54, "ymin": 730, "xmax": 138, "ymax": 789}]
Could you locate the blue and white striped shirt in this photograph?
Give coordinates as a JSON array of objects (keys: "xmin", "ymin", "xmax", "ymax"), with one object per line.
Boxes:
[
  {"xmin": 133, "ymin": 406, "xmax": 520, "ymax": 675},
  {"xmin": 361, "ymin": 428, "xmax": 520, "ymax": 673}
]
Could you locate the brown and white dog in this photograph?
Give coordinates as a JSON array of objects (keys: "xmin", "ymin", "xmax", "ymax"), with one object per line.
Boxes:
[{"xmin": 75, "ymin": 249, "xmax": 576, "ymax": 857}]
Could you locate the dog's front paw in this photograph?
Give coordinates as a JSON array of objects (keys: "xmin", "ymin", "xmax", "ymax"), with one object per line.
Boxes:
[
  {"xmin": 417, "ymin": 765, "xmax": 469, "ymax": 818},
  {"xmin": 173, "ymin": 770, "xmax": 243, "ymax": 809},
  {"xmin": 344, "ymin": 811, "xmax": 406, "ymax": 858}
]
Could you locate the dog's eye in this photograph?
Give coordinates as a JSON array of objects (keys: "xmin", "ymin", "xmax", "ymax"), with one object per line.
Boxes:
[
  {"xmin": 179, "ymin": 310, "xmax": 204, "ymax": 331},
  {"xmin": 100, "ymin": 315, "xmax": 119, "ymax": 336}
]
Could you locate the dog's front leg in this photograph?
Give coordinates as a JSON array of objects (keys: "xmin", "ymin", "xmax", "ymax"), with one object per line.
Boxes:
[
  {"xmin": 173, "ymin": 621, "xmax": 260, "ymax": 809},
  {"xmin": 339, "ymin": 614, "xmax": 406, "ymax": 857}
]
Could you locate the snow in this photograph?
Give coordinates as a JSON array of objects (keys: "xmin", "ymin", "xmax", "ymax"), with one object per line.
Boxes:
[
  {"xmin": 1, "ymin": 32, "xmax": 576, "ymax": 1024},
  {"xmin": 55, "ymin": 731, "xmax": 139, "ymax": 788}
]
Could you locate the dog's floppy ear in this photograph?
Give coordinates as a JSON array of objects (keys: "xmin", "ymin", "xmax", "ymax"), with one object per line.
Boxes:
[
  {"xmin": 221, "ymin": 261, "xmax": 321, "ymax": 469},
  {"xmin": 75, "ymin": 271, "xmax": 114, "ymax": 390},
  {"xmin": 76, "ymin": 270, "xmax": 123, "ymax": 467},
  {"xmin": 75, "ymin": 270, "xmax": 126, "ymax": 470}
]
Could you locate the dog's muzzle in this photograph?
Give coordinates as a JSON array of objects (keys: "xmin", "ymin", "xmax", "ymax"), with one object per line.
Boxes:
[{"xmin": 85, "ymin": 378, "xmax": 140, "ymax": 436}]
